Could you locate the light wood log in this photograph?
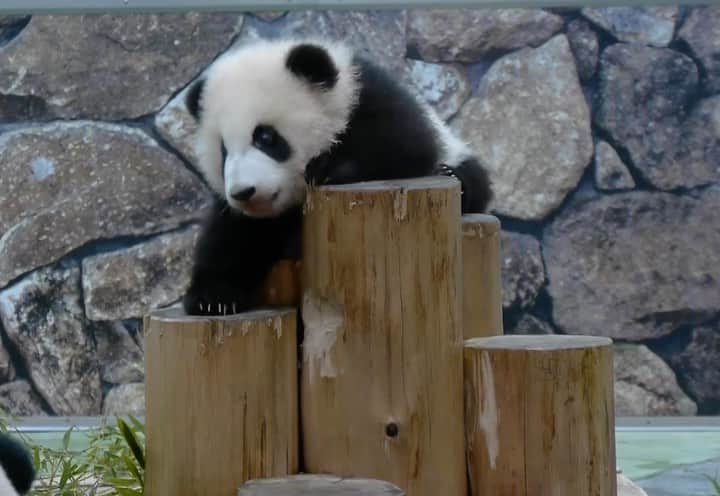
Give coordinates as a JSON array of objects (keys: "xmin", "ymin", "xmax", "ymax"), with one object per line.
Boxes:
[
  {"xmin": 238, "ymin": 475, "xmax": 404, "ymax": 495},
  {"xmin": 462, "ymin": 214, "xmax": 503, "ymax": 338},
  {"xmin": 464, "ymin": 335, "xmax": 616, "ymax": 496},
  {"xmin": 255, "ymin": 259, "xmax": 302, "ymax": 307},
  {"xmin": 144, "ymin": 307, "xmax": 298, "ymax": 496},
  {"xmin": 301, "ymin": 177, "xmax": 466, "ymax": 496}
]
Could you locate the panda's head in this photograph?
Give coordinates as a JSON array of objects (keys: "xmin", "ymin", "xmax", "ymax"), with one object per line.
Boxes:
[
  {"xmin": 186, "ymin": 38, "xmax": 360, "ymax": 217},
  {"xmin": 0, "ymin": 434, "xmax": 35, "ymax": 495}
]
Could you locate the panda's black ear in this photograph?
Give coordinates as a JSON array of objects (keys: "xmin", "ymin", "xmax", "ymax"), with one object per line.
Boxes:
[
  {"xmin": 286, "ymin": 44, "xmax": 338, "ymax": 90},
  {"xmin": 185, "ymin": 78, "xmax": 206, "ymax": 120}
]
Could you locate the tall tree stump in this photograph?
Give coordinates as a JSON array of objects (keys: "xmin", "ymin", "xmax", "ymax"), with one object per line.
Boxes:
[
  {"xmin": 144, "ymin": 307, "xmax": 298, "ymax": 496},
  {"xmin": 301, "ymin": 177, "xmax": 466, "ymax": 496},
  {"xmin": 464, "ymin": 335, "xmax": 616, "ymax": 496},
  {"xmin": 462, "ymin": 214, "xmax": 503, "ymax": 338}
]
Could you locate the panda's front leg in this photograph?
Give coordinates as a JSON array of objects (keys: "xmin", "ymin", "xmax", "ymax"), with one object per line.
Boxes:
[{"xmin": 183, "ymin": 201, "xmax": 302, "ymax": 316}]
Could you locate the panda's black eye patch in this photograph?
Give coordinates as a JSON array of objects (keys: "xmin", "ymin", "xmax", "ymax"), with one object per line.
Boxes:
[{"xmin": 252, "ymin": 125, "xmax": 291, "ymax": 162}]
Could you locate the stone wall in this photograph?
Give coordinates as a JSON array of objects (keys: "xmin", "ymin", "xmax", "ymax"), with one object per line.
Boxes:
[{"xmin": 0, "ymin": 7, "xmax": 718, "ymax": 417}]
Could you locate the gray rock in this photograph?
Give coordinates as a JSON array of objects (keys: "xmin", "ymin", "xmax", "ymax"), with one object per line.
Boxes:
[
  {"xmin": 241, "ymin": 10, "xmax": 407, "ymax": 72},
  {"xmin": 407, "ymin": 8, "xmax": 563, "ymax": 63},
  {"xmin": 614, "ymin": 344, "xmax": 697, "ymax": 416},
  {"xmin": 103, "ymin": 383, "xmax": 145, "ymax": 416},
  {"xmin": 510, "ymin": 314, "xmax": 554, "ymax": 335},
  {"xmin": 544, "ymin": 189, "xmax": 720, "ymax": 341},
  {"xmin": 656, "ymin": 323, "xmax": 720, "ymax": 414},
  {"xmin": 566, "ymin": 19, "xmax": 599, "ymax": 82},
  {"xmin": 0, "ymin": 380, "xmax": 47, "ymax": 416},
  {"xmin": 678, "ymin": 6, "xmax": 720, "ymax": 94},
  {"xmin": 155, "ymin": 83, "xmax": 201, "ymax": 166},
  {"xmin": 0, "ymin": 122, "xmax": 211, "ymax": 288},
  {"xmin": 0, "ymin": 264, "xmax": 102, "ymax": 415},
  {"xmin": 581, "ymin": 7, "xmax": 679, "ymax": 47},
  {"xmin": 453, "ymin": 35, "xmax": 592, "ymax": 220},
  {"xmin": 594, "ymin": 141, "xmax": 636, "ymax": 191},
  {"xmin": 0, "ymin": 339, "xmax": 15, "ymax": 383},
  {"xmin": 83, "ymin": 226, "xmax": 200, "ymax": 321},
  {"xmin": 403, "ymin": 60, "xmax": 470, "ymax": 120},
  {"xmin": 0, "ymin": 14, "xmax": 243, "ymax": 120},
  {"xmin": 501, "ymin": 232, "xmax": 545, "ymax": 310},
  {"xmin": 595, "ymin": 45, "xmax": 720, "ymax": 190},
  {"xmin": 94, "ymin": 321, "xmax": 144, "ymax": 385}
]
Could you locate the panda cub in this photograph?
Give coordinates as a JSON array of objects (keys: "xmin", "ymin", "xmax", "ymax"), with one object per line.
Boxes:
[
  {"xmin": 183, "ymin": 38, "xmax": 492, "ymax": 316},
  {"xmin": 0, "ymin": 434, "xmax": 35, "ymax": 495}
]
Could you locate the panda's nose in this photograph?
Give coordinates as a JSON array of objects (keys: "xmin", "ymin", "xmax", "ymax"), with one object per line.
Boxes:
[{"xmin": 231, "ymin": 186, "xmax": 256, "ymax": 202}]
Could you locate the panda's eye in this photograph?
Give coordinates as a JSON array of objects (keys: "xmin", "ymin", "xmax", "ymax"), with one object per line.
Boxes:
[
  {"xmin": 252, "ymin": 124, "xmax": 292, "ymax": 162},
  {"xmin": 253, "ymin": 125, "xmax": 277, "ymax": 148}
]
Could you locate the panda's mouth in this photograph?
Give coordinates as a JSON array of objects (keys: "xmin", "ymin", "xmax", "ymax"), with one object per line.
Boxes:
[{"xmin": 233, "ymin": 196, "xmax": 278, "ymax": 218}]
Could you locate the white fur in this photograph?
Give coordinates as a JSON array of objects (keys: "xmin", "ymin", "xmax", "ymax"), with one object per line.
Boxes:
[
  {"xmin": 193, "ymin": 38, "xmax": 360, "ymax": 217},
  {"xmin": 0, "ymin": 465, "xmax": 20, "ymax": 496}
]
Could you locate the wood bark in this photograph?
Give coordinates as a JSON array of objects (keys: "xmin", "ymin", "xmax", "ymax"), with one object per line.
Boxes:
[
  {"xmin": 301, "ymin": 177, "xmax": 466, "ymax": 496},
  {"xmin": 464, "ymin": 335, "xmax": 616, "ymax": 496},
  {"xmin": 462, "ymin": 214, "xmax": 503, "ymax": 338},
  {"xmin": 144, "ymin": 307, "xmax": 298, "ymax": 496}
]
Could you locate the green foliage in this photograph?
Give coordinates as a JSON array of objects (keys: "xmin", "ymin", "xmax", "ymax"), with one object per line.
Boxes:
[
  {"xmin": 0, "ymin": 410, "xmax": 145, "ymax": 495},
  {"xmin": 705, "ymin": 475, "xmax": 720, "ymax": 495}
]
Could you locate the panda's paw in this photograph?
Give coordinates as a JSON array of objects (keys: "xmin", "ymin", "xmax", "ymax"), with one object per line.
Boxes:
[{"xmin": 183, "ymin": 282, "xmax": 252, "ymax": 316}]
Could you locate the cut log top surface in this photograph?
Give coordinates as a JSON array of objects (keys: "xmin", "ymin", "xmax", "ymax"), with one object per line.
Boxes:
[
  {"xmin": 147, "ymin": 305, "xmax": 295, "ymax": 323},
  {"xmin": 465, "ymin": 334, "xmax": 613, "ymax": 351},
  {"xmin": 238, "ymin": 475, "xmax": 405, "ymax": 495},
  {"xmin": 462, "ymin": 214, "xmax": 501, "ymax": 231},
  {"xmin": 313, "ymin": 176, "xmax": 457, "ymax": 192}
]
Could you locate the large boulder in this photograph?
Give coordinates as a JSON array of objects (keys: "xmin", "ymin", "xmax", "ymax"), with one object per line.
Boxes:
[
  {"xmin": 0, "ymin": 122, "xmax": 211, "ymax": 288},
  {"xmin": 453, "ymin": 35, "xmax": 592, "ymax": 220},
  {"xmin": 403, "ymin": 60, "xmax": 470, "ymax": 120},
  {"xmin": 94, "ymin": 321, "xmax": 144, "ymax": 385},
  {"xmin": 501, "ymin": 232, "xmax": 545, "ymax": 311},
  {"xmin": 103, "ymin": 383, "xmax": 145, "ymax": 416},
  {"xmin": 594, "ymin": 45, "xmax": 720, "ymax": 190},
  {"xmin": 544, "ymin": 189, "xmax": 720, "ymax": 340},
  {"xmin": 407, "ymin": 9, "xmax": 563, "ymax": 63},
  {"xmin": 581, "ymin": 7, "xmax": 678, "ymax": 47},
  {"xmin": 614, "ymin": 344, "xmax": 697, "ymax": 416},
  {"xmin": 241, "ymin": 10, "xmax": 407, "ymax": 72},
  {"xmin": 82, "ymin": 226, "xmax": 199, "ymax": 320},
  {"xmin": 0, "ymin": 264, "xmax": 102, "ymax": 415},
  {"xmin": 566, "ymin": 19, "xmax": 599, "ymax": 82},
  {"xmin": 0, "ymin": 339, "xmax": 14, "ymax": 383},
  {"xmin": 0, "ymin": 14, "xmax": 243, "ymax": 120},
  {"xmin": 594, "ymin": 140, "xmax": 636, "ymax": 191},
  {"xmin": 655, "ymin": 323, "xmax": 720, "ymax": 414},
  {"xmin": 678, "ymin": 6, "xmax": 720, "ymax": 94},
  {"xmin": 0, "ymin": 380, "xmax": 47, "ymax": 416}
]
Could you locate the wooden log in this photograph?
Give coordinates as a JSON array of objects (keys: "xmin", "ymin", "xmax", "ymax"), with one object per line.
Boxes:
[
  {"xmin": 462, "ymin": 214, "xmax": 503, "ymax": 338},
  {"xmin": 238, "ymin": 475, "xmax": 404, "ymax": 495},
  {"xmin": 464, "ymin": 335, "xmax": 616, "ymax": 496},
  {"xmin": 255, "ymin": 259, "xmax": 302, "ymax": 307},
  {"xmin": 301, "ymin": 177, "xmax": 466, "ymax": 496},
  {"xmin": 144, "ymin": 307, "xmax": 299, "ymax": 496}
]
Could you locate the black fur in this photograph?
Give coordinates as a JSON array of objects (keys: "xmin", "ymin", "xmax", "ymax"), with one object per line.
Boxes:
[
  {"xmin": 184, "ymin": 53, "xmax": 492, "ymax": 316},
  {"xmin": 183, "ymin": 200, "xmax": 302, "ymax": 315},
  {"xmin": 306, "ymin": 57, "xmax": 439, "ymax": 186},
  {"xmin": 286, "ymin": 44, "xmax": 338, "ymax": 89},
  {"xmin": 185, "ymin": 78, "xmax": 205, "ymax": 120},
  {"xmin": 0, "ymin": 434, "xmax": 35, "ymax": 495}
]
